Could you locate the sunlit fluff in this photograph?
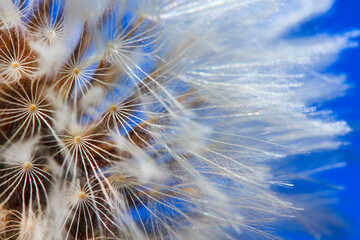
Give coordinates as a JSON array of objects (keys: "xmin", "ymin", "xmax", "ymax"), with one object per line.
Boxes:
[{"xmin": 0, "ymin": 0, "xmax": 357, "ymax": 239}]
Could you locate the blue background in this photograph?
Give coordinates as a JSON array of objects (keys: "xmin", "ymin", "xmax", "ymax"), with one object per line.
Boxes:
[{"xmin": 283, "ymin": 0, "xmax": 360, "ymax": 239}]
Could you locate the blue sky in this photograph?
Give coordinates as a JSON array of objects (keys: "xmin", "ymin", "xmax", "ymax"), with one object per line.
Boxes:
[{"xmin": 284, "ymin": 0, "xmax": 360, "ymax": 239}]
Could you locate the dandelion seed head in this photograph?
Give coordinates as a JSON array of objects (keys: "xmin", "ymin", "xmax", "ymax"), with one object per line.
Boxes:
[{"xmin": 0, "ymin": 0, "xmax": 355, "ymax": 239}]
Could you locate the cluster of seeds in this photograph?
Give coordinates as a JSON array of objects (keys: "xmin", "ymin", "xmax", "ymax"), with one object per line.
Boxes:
[
  {"xmin": 0, "ymin": 0, "xmax": 352, "ymax": 239},
  {"xmin": 0, "ymin": 1, "xmax": 200, "ymax": 239},
  {"xmin": 0, "ymin": 1, "xmax": 250, "ymax": 239}
]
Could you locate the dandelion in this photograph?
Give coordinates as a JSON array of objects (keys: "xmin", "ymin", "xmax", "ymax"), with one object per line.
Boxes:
[{"xmin": 0, "ymin": 0, "xmax": 357, "ymax": 239}]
